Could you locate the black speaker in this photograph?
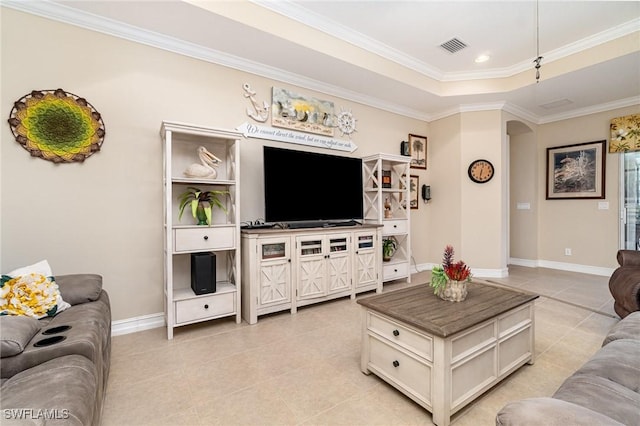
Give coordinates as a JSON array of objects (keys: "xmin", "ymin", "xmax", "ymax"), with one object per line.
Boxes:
[{"xmin": 191, "ymin": 252, "xmax": 216, "ymax": 295}]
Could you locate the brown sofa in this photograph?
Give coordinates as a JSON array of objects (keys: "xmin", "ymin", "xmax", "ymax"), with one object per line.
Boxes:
[
  {"xmin": 0, "ymin": 274, "xmax": 111, "ymax": 425},
  {"xmin": 609, "ymin": 249, "xmax": 640, "ymax": 318}
]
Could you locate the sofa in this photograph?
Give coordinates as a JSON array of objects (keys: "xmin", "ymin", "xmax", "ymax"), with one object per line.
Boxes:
[
  {"xmin": 0, "ymin": 274, "xmax": 111, "ymax": 426},
  {"xmin": 495, "ymin": 311, "xmax": 640, "ymax": 425},
  {"xmin": 609, "ymin": 249, "xmax": 640, "ymax": 318}
]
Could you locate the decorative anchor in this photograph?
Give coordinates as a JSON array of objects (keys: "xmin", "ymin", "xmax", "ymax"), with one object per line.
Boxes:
[{"xmin": 243, "ymin": 83, "xmax": 270, "ymax": 122}]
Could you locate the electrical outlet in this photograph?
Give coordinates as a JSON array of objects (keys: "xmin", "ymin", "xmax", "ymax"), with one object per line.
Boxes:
[{"xmin": 565, "ymin": 248, "xmax": 572, "ymax": 256}]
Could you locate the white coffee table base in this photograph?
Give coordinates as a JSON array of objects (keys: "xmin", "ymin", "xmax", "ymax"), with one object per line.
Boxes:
[{"xmin": 360, "ymin": 301, "xmax": 535, "ymax": 426}]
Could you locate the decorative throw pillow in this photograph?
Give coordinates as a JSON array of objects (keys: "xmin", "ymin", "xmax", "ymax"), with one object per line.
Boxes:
[{"xmin": 0, "ymin": 260, "xmax": 70, "ymax": 319}]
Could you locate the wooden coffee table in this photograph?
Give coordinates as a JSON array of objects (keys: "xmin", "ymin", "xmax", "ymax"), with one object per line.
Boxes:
[{"xmin": 358, "ymin": 282, "xmax": 538, "ymax": 426}]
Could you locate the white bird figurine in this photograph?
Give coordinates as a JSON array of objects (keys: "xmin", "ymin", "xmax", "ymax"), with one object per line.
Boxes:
[{"xmin": 184, "ymin": 146, "xmax": 221, "ymax": 179}]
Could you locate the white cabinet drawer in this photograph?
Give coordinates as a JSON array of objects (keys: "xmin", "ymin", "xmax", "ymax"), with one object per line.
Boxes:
[
  {"xmin": 175, "ymin": 292, "xmax": 235, "ymax": 324},
  {"xmin": 368, "ymin": 335, "xmax": 431, "ymax": 404},
  {"xmin": 369, "ymin": 312, "xmax": 432, "ymax": 360},
  {"xmin": 382, "ymin": 220, "xmax": 407, "ymax": 235},
  {"xmin": 174, "ymin": 226, "xmax": 235, "ymax": 252},
  {"xmin": 383, "ymin": 262, "xmax": 408, "ymax": 280}
]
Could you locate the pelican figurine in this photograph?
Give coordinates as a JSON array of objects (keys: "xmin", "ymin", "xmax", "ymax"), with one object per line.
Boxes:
[{"xmin": 184, "ymin": 146, "xmax": 221, "ymax": 179}]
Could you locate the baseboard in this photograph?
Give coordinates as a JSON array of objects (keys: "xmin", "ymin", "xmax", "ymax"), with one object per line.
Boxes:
[
  {"xmin": 509, "ymin": 257, "xmax": 615, "ymax": 277},
  {"xmin": 112, "ymin": 312, "xmax": 165, "ymax": 336},
  {"xmin": 414, "ymin": 263, "xmax": 508, "ymax": 278},
  {"xmin": 420, "ymin": 259, "xmax": 614, "ymax": 278}
]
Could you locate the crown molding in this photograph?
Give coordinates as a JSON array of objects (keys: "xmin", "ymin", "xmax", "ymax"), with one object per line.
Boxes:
[
  {"xmin": 255, "ymin": 0, "xmax": 640, "ymax": 82},
  {"xmin": 538, "ymin": 96, "xmax": 640, "ymax": 124},
  {"xmin": 1, "ymin": 0, "xmax": 429, "ymax": 121},
  {"xmin": 3, "ymin": 0, "xmax": 634, "ymax": 126}
]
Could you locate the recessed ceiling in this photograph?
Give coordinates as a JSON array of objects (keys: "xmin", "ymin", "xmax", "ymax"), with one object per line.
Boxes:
[{"xmin": 6, "ymin": 0, "xmax": 640, "ymax": 123}]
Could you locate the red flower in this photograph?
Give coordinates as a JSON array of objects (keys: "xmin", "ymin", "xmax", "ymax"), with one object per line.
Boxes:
[
  {"xmin": 444, "ymin": 261, "xmax": 471, "ymax": 281},
  {"xmin": 440, "ymin": 245, "xmax": 472, "ymax": 281}
]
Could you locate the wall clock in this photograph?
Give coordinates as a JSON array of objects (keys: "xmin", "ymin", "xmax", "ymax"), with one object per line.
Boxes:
[{"xmin": 468, "ymin": 159, "xmax": 494, "ymax": 183}]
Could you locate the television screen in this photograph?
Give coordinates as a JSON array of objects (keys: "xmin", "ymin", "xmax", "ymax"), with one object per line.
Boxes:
[{"xmin": 264, "ymin": 146, "xmax": 363, "ymax": 224}]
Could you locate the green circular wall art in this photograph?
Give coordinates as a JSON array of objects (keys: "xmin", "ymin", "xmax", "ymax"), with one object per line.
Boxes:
[{"xmin": 7, "ymin": 89, "xmax": 105, "ymax": 163}]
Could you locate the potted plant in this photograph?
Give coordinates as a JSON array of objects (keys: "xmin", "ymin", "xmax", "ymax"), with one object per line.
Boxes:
[
  {"xmin": 382, "ymin": 237, "xmax": 397, "ymax": 262},
  {"xmin": 177, "ymin": 186, "xmax": 228, "ymax": 226},
  {"xmin": 430, "ymin": 245, "xmax": 472, "ymax": 302}
]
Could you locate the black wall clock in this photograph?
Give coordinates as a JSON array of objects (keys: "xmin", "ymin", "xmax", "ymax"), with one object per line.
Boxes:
[{"xmin": 468, "ymin": 159, "xmax": 494, "ymax": 183}]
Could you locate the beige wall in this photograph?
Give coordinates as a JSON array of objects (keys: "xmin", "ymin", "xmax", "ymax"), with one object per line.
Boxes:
[
  {"xmin": 461, "ymin": 110, "xmax": 505, "ymax": 271},
  {"xmin": 427, "ymin": 111, "xmax": 506, "ymax": 274},
  {"xmin": 537, "ymin": 106, "xmax": 638, "ymax": 269},
  {"xmin": 423, "ymin": 114, "xmax": 463, "ymax": 261},
  {"xmin": 508, "ymin": 120, "xmax": 538, "ymax": 261},
  {"xmin": 1, "ymin": 9, "xmax": 635, "ymax": 324},
  {"xmin": 0, "ymin": 9, "xmax": 427, "ymax": 321}
]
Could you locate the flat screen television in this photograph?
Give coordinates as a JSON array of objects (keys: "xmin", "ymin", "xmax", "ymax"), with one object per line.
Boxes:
[{"xmin": 263, "ymin": 146, "xmax": 363, "ymax": 225}]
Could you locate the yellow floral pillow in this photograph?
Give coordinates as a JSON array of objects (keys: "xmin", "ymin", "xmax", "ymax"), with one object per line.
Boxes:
[{"xmin": 0, "ymin": 273, "xmax": 66, "ymax": 319}]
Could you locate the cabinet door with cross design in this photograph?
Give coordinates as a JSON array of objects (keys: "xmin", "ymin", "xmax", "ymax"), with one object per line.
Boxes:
[
  {"xmin": 354, "ymin": 231, "xmax": 377, "ymax": 289},
  {"xmin": 297, "ymin": 235, "xmax": 327, "ymax": 300},
  {"xmin": 258, "ymin": 238, "xmax": 291, "ymax": 307},
  {"xmin": 327, "ymin": 235, "xmax": 351, "ymax": 294}
]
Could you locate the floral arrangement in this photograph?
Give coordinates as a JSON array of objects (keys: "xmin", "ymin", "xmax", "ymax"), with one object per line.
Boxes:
[
  {"xmin": 0, "ymin": 273, "xmax": 62, "ymax": 318},
  {"xmin": 430, "ymin": 245, "xmax": 472, "ymax": 294}
]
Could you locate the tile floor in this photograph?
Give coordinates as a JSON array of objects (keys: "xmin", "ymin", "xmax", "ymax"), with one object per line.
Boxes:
[{"xmin": 103, "ymin": 266, "xmax": 619, "ymax": 425}]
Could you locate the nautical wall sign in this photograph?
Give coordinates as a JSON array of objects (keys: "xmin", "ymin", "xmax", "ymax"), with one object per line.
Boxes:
[{"xmin": 236, "ymin": 122, "xmax": 358, "ymax": 153}]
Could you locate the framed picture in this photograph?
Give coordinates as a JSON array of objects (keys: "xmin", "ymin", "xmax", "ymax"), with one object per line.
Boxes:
[
  {"xmin": 610, "ymin": 113, "xmax": 640, "ymax": 153},
  {"xmin": 271, "ymin": 87, "xmax": 335, "ymax": 137},
  {"xmin": 546, "ymin": 140, "xmax": 606, "ymax": 200},
  {"xmin": 408, "ymin": 133, "xmax": 427, "ymax": 169},
  {"xmin": 409, "ymin": 175, "xmax": 419, "ymax": 209}
]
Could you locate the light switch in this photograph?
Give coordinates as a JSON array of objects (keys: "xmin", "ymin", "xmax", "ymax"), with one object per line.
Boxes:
[
  {"xmin": 598, "ymin": 202, "xmax": 609, "ymax": 210},
  {"xmin": 516, "ymin": 202, "xmax": 531, "ymax": 210}
]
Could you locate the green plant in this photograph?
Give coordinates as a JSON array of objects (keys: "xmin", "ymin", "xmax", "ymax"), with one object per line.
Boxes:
[
  {"xmin": 430, "ymin": 265, "xmax": 448, "ymax": 294},
  {"xmin": 430, "ymin": 245, "xmax": 472, "ymax": 294},
  {"xmin": 382, "ymin": 237, "xmax": 397, "ymax": 260},
  {"xmin": 177, "ymin": 186, "xmax": 228, "ymax": 226}
]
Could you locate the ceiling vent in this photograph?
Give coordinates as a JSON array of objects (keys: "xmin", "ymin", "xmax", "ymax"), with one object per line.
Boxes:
[
  {"xmin": 440, "ymin": 38, "xmax": 467, "ymax": 54},
  {"xmin": 539, "ymin": 99, "xmax": 574, "ymax": 109}
]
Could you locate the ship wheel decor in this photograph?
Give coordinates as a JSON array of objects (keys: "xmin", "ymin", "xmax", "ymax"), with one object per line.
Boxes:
[{"xmin": 7, "ymin": 89, "xmax": 105, "ymax": 163}]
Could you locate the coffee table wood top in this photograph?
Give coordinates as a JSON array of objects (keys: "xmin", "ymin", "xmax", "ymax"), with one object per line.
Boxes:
[{"xmin": 357, "ymin": 282, "xmax": 538, "ymax": 337}]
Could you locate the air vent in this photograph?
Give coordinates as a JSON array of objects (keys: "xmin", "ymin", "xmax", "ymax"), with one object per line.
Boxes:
[
  {"xmin": 539, "ymin": 99, "xmax": 574, "ymax": 110},
  {"xmin": 440, "ymin": 38, "xmax": 467, "ymax": 54}
]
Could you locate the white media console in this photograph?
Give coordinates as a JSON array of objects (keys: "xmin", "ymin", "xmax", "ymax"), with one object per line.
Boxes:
[{"xmin": 240, "ymin": 225, "xmax": 382, "ymax": 324}]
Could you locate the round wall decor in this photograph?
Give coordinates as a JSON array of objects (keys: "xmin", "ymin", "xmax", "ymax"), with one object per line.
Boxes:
[
  {"xmin": 468, "ymin": 159, "xmax": 495, "ymax": 183},
  {"xmin": 7, "ymin": 89, "xmax": 105, "ymax": 163},
  {"xmin": 335, "ymin": 109, "xmax": 357, "ymax": 137}
]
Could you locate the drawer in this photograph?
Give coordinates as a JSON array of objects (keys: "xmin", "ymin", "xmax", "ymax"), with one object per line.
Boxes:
[
  {"xmin": 383, "ymin": 262, "xmax": 408, "ymax": 280},
  {"xmin": 174, "ymin": 226, "xmax": 235, "ymax": 252},
  {"xmin": 451, "ymin": 321, "xmax": 496, "ymax": 361},
  {"xmin": 382, "ymin": 220, "xmax": 407, "ymax": 235},
  {"xmin": 498, "ymin": 305, "xmax": 533, "ymax": 337},
  {"xmin": 368, "ymin": 312, "xmax": 432, "ymax": 360},
  {"xmin": 175, "ymin": 292, "xmax": 235, "ymax": 324},
  {"xmin": 368, "ymin": 335, "xmax": 431, "ymax": 404}
]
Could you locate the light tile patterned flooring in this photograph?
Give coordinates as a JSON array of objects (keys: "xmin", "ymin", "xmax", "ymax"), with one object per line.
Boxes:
[{"xmin": 103, "ymin": 266, "xmax": 618, "ymax": 425}]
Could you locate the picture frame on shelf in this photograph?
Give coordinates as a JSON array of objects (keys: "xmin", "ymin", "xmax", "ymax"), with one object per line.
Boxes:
[
  {"xmin": 546, "ymin": 140, "xmax": 606, "ymax": 200},
  {"xmin": 381, "ymin": 170, "xmax": 392, "ymax": 188},
  {"xmin": 409, "ymin": 133, "xmax": 427, "ymax": 169}
]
